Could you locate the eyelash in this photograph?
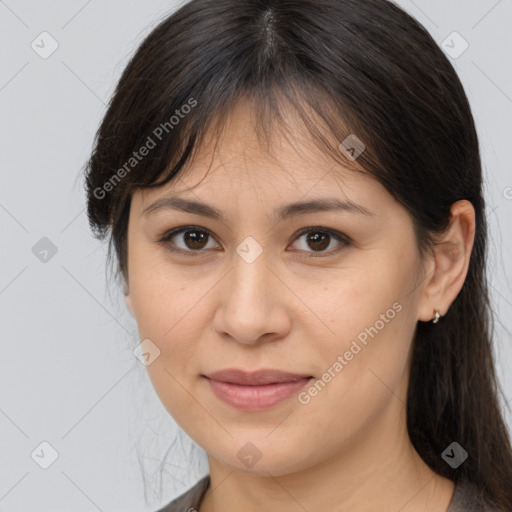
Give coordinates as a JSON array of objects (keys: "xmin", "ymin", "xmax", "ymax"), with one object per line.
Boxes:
[{"xmin": 158, "ymin": 225, "xmax": 351, "ymax": 259}]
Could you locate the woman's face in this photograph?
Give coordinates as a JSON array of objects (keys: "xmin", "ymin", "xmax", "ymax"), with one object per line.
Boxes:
[{"xmin": 125, "ymin": 100, "xmax": 431, "ymax": 477}]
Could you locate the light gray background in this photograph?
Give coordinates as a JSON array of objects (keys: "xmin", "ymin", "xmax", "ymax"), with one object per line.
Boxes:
[{"xmin": 0, "ymin": 1, "xmax": 511, "ymax": 511}]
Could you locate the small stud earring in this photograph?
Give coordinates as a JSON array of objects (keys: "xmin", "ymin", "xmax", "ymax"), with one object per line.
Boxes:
[{"xmin": 432, "ymin": 310, "xmax": 440, "ymax": 324}]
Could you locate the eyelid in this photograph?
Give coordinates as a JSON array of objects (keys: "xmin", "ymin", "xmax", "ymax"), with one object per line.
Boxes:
[{"xmin": 158, "ymin": 225, "xmax": 351, "ymax": 257}]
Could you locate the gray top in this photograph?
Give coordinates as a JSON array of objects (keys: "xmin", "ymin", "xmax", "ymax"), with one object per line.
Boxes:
[{"xmin": 156, "ymin": 475, "xmax": 501, "ymax": 511}]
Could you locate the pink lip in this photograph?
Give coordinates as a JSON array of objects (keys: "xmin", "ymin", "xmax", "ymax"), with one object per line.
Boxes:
[{"xmin": 203, "ymin": 369, "xmax": 313, "ymax": 411}]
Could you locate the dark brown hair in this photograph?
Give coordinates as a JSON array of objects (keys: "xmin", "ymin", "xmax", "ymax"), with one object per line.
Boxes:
[{"xmin": 84, "ymin": 0, "xmax": 512, "ymax": 507}]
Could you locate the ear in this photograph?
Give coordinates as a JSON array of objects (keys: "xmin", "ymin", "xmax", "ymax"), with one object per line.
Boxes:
[{"xmin": 417, "ymin": 199, "xmax": 476, "ymax": 322}]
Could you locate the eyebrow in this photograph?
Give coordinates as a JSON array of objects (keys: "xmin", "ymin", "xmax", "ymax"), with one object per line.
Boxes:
[{"xmin": 142, "ymin": 196, "xmax": 374, "ymax": 222}]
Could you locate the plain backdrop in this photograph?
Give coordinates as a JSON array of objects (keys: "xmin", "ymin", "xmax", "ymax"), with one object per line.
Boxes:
[{"xmin": 0, "ymin": 1, "xmax": 511, "ymax": 511}]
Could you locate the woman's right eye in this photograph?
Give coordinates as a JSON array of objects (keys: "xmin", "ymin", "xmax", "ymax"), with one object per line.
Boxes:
[{"xmin": 159, "ymin": 226, "xmax": 221, "ymax": 256}]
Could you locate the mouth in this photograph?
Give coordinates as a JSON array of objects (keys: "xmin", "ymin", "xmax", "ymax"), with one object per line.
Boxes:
[{"xmin": 202, "ymin": 369, "xmax": 314, "ymax": 411}]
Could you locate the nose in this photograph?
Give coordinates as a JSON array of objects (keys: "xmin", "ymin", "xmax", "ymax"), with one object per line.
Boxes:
[{"xmin": 211, "ymin": 247, "xmax": 292, "ymax": 346}]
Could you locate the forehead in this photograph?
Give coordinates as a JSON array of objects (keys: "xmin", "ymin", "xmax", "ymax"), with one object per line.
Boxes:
[{"xmin": 132, "ymin": 98, "xmax": 380, "ymax": 212}]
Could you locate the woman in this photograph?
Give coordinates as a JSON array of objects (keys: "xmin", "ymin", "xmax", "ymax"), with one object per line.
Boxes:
[{"xmin": 84, "ymin": 0, "xmax": 512, "ymax": 510}]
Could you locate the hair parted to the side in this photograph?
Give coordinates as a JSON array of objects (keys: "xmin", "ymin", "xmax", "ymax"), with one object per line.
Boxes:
[{"xmin": 84, "ymin": 0, "xmax": 512, "ymax": 507}]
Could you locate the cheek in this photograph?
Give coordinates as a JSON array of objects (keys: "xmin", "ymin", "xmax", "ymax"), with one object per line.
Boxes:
[
  {"xmin": 307, "ymin": 263, "xmax": 403, "ymax": 344},
  {"xmin": 130, "ymin": 275, "xmax": 206, "ymax": 365},
  {"xmin": 128, "ymin": 242, "xmax": 201, "ymax": 337},
  {"xmin": 311, "ymin": 302, "xmax": 411, "ymax": 399},
  {"xmin": 130, "ymin": 273, "xmax": 211, "ymax": 424},
  {"xmin": 305, "ymin": 250, "xmax": 418, "ymax": 400},
  {"xmin": 294, "ymin": 304, "xmax": 414, "ymax": 455}
]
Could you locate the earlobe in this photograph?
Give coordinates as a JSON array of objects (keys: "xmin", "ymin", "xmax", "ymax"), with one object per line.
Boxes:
[
  {"xmin": 124, "ymin": 293, "xmax": 134, "ymax": 316},
  {"xmin": 417, "ymin": 199, "xmax": 476, "ymax": 322}
]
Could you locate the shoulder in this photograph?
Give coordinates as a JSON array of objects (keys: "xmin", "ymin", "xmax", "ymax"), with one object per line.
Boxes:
[
  {"xmin": 155, "ymin": 475, "xmax": 210, "ymax": 512},
  {"xmin": 448, "ymin": 479, "xmax": 506, "ymax": 512}
]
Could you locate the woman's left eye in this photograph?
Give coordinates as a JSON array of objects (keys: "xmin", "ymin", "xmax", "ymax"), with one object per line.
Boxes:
[
  {"xmin": 289, "ymin": 227, "xmax": 350, "ymax": 257},
  {"xmin": 158, "ymin": 225, "xmax": 350, "ymax": 257}
]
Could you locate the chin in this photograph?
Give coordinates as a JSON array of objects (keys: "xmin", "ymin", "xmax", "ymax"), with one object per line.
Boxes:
[{"xmin": 205, "ymin": 439, "xmax": 316, "ymax": 477}]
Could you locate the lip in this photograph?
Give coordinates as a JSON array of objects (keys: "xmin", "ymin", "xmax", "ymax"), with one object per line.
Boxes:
[{"xmin": 203, "ymin": 369, "xmax": 313, "ymax": 411}]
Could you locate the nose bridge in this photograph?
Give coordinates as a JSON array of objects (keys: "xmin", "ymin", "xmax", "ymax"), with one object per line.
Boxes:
[
  {"xmin": 232, "ymin": 245, "xmax": 269, "ymax": 304},
  {"xmin": 213, "ymin": 240, "xmax": 289, "ymax": 344},
  {"xmin": 229, "ymin": 243, "xmax": 273, "ymax": 319},
  {"xmin": 229, "ymin": 233, "xmax": 272, "ymax": 302}
]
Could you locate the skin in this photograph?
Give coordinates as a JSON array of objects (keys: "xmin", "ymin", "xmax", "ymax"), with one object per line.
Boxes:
[{"xmin": 124, "ymin": 99, "xmax": 476, "ymax": 511}]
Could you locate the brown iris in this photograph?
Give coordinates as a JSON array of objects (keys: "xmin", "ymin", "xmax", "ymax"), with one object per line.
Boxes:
[
  {"xmin": 184, "ymin": 230, "xmax": 209, "ymax": 250},
  {"xmin": 306, "ymin": 232, "xmax": 330, "ymax": 251}
]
